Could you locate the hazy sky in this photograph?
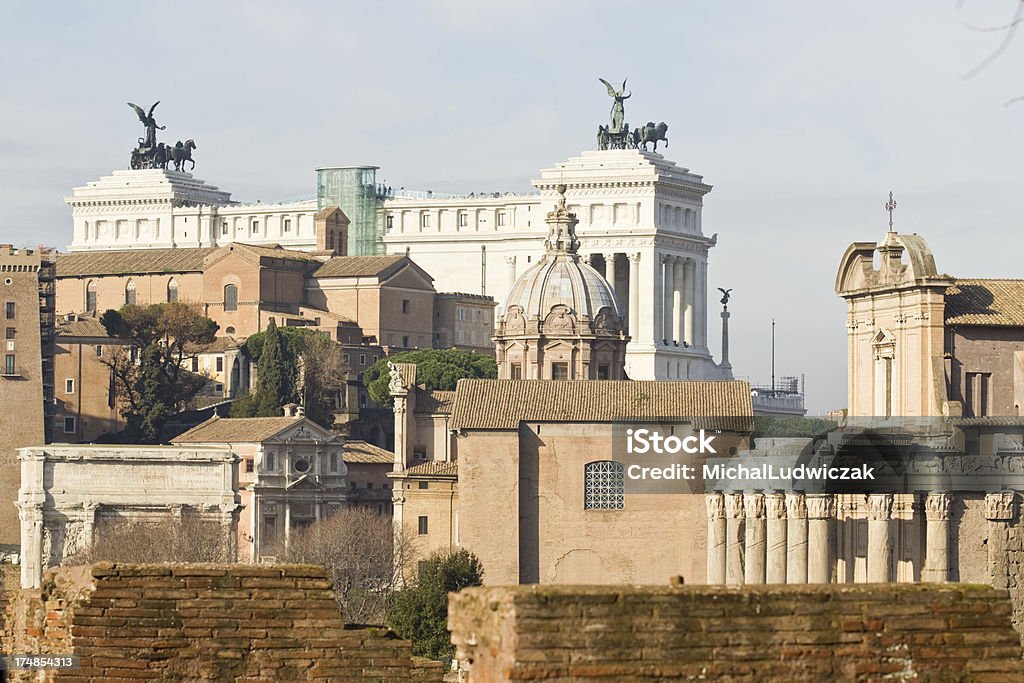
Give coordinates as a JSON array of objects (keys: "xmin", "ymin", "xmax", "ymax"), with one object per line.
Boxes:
[{"xmin": 2, "ymin": 1, "xmax": 1023, "ymax": 413}]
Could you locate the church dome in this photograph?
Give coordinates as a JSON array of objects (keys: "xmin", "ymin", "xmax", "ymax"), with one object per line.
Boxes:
[{"xmin": 505, "ymin": 253, "xmax": 622, "ymax": 321}]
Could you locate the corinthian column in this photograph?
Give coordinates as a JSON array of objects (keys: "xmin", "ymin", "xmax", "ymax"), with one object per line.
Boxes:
[
  {"xmin": 867, "ymin": 494, "xmax": 893, "ymax": 583},
  {"xmin": 705, "ymin": 492, "xmax": 726, "ymax": 584},
  {"xmin": 672, "ymin": 257, "xmax": 684, "ymax": 344},
  {"xmin": 806, "ymin": 494, "xmax": 834, "ymax": 584},
  {"xmin": 726, "ymin": 493, "xmax": 745, "ymax": 585},
  {"xmin": 663, "ymin": 255, "xmax": 675, "ymax": 343},
  {"xmin": 924, "ymin": 493, "xmax": 950, "ymax": 583},
  {"xmin": 505, "ymin": 255, "xmax": 517, "ymax": 292},
  {"xmin": 628, "ymin": 253, "xmax": 640, "ymax": 337},
  {"xmin": 986, "ymin": 491, "xmax": 1018, "ymax": 591},
  {"xmin": 604, "ymin": 253, "xmax": 617, "ymax": 296},
  {"xmin": 786, "ymin": 493, "xmax": 808, "ymax": 584},
  {"xmin": 744, "ymin": 493, "xmax": 767, "ymax": 584},
  {"xmin": 684, "ymin": 258, "xmax": 695, "ymax": 345},
  {"xmin": 766, "ymin": 493, "xmax": 788, "ymax": 584},
  {"xmin": 653, "ymin": 254, "xmax": 664, "ymax": 346}
]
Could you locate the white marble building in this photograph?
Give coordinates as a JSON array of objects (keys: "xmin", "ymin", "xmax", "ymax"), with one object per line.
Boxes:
[{"xmin": 65, "ymin": 149, "xmax": 729, "ymax": 380}]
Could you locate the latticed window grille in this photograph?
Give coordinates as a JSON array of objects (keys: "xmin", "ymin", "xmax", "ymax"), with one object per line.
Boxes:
[{"xmin": 584, "ymin": 461, "xmax": 625, "ymax": 510}]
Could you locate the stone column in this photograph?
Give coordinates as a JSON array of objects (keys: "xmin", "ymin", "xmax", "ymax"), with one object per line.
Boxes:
[
  {"xmin": 766, "ymin": 493, "xmax": 788, "ymax": 584},
  {"xmin": 986, "ymin": 491, "xmax": 1018, "ymax": 592},
  {"xmin": 705, "ymin": 492, "xmax": 726, "ymax": 584},
  {"xmin": 867, "ymin": 494, "xmax": 894, "ymax": 582},
  {"xmin": 628, "ymin": 253, "xmax": 640, "ymax": 337},
  {"xmin": 672, "ymin": 257, "xmax": 684, "ymax": 344},
  {"xmin": 744, "ymin": 493, "xmax": 767, "ymax": 584},
  {"xmin": 684, "ymin": 259, "xmax": 695, "ymax": 345},
  {"xmin": 726, "ymin": 493, "xmax": 745, "ymax": 585},
  {"xmin": 786, "ymin": 493, "xmax": 808, "ymax": 584},
  {"xmin": 663, "ymin": 255, "xmax": 675, "ymax": 344},
  {"xmin": 19, "ymin": 504, "xmax": 44, "ymax": 589},
  {"xmin": 697, "ymin": 259, "xmax": 708, "ymax": 349},
  {"xmin": 505, "ymin": 256, "xmax": 517, "ymax": 293},
  {"xmin": 806, "ymin": 494, "xmax": 834, "ymax": 584},
  {"xmin": 653, "ymin": 254, "xmax": 664, "ymax": 346},
  {"xmin": 924, "ymin": 493, "xmax": 950, "ymax": 583},
  {"xmin": 604, "ymin": 253, "xmax": 618, "ymax": 296},
  {"xmin": 392, "ymin": 386, "xmax": 409, "ymax": 473}
]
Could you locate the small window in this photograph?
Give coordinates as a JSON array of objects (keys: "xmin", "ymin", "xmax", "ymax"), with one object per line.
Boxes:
[
  {"xmin": 216, "ymin": 356, "xmax": 223, "ymax": 373},
  {"xmin": 223, "ymin": 284, "xmax": 238, "ymax": 312},
  {"xmin": 597, "ymin": 364, "xmax": 610, "ymax": 380},
  {"xmin": 418, "ymin": 516, "xmax": 428, "ymax": 535},
  {"xmin": 458, "ymin": 212, "xmax": 468, "ymax": 228},
  {"xmin": 359, "ymin": 354, "xmax": 366, "ymax": 366},
  {"xmin": 584, "ymin": 461, "xmax": 625, "ymax": 510},
  {"xmin": 221, "ymin": 222, "xmax": 229, "ymax": 236},
  {"xmin": 4, "ymin": 328, "xmax": 13, "ymax": 340},
  {"xmin": 265, "ymin": 452, "xmax": 276, "ymax": 471},
  {"xmin": 420, "ymin": 213, "xmax": 431, "ymax": 229},
  {"xmin": 402, "ymin": 299, "xmax": 410, "ymax": 314},
  {"xmin": 95, "ymin": 345, "xmax": 103, "ymax": 357},
  {"xmin": 63, "ymin": 416, "xmax": 76, "ymax": 433},
  {"xmin": 245, "ymin": 459, "xmax": 254, "ymax": 473},
  {"xmin": 497, "ymin": 211, "xmax": 507, "ymax": 227},
  {"xmin": 510, "ymin": 363, "xmax": 522, "ymax": 380},
  {"xmin": 367, "ymin": 482, "xmax": 373, "ymax": 489},
  {"xmin": 342, "ymin": 353, "xmax": 350, "ymax": 364},
  {"xmin": 263, "ymin": 516, "xmax": 277, "ymax": 544},
  {"xmin": 191, "ymin": 357, "xmax": 199, "ymax": 372},
  {"xmin": 125, "ymin": 280, "xmax": 136, "ymax": 306},
  {"xmin": 5, "ymin": 302, "xmax": 14, "ymax": 319},
  {"xmin": 251, "ymin": 220, "xmax": 259, "ymax": 233},
  {"xmin": 329, "ymin": 452, "xmax": 338, "ymax": 471},
  {"xmin": 283, "ymin": 218, "xmax": 292, "ymax": 233},
  {"xmin": 85, "ymin": 281, "xmax": 97, "ymax": 313},
  {"xmin": 372, "ymin": 354, "xmax": 379, "ymax": 363},
  {"xmin": 418, "ymin": 481, "xmax": 428, "ymax": 490},
  {"xmin": 4, "ymin": 353, "xmax": 15, "ymax": 374},
  {"xmin": 167, "ymin": 278, "xmax": 179, "ymax": 303},
  {"xmin": 386, "ymin": 215, "xmax": 394, "ymax": 230},
  {"xmin": 402, "ymin": 335, "xmax": 409, "ymax": 347},
  {"xmin": 359, "ymin": 394, "xmax": 367, "ymax": 408},
  {"xmin": 65, "ymin": 379, "xmax": 74, "ymax": 394},
  {"xmin": 551, "ymin": 362, "xmax": 569, "ymax": 380}
]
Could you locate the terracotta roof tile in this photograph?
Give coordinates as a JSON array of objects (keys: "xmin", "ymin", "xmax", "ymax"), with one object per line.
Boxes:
[
  {"xmin": 403, "ymin": 461, "xmax": 458, "ymax": 477},
  {"xmin": 450, "ymin": 379, "xmax": 754, "ymax": 430},
  {"xmin": 56, "ymin": 248, "xmax": 218, "ymax": 277},
  {"xmin": 343, "ymin": 440, "xmax": 395, "ymax": 464},
  {"xmin": 312, "ymin": 255, "xmax": 408, "ymax": 278},
  {"xmin": 415, "ymin": 389, "xmax": 456, "ymax": 415},
  {"xmin": 55, "ymin": 315, "xmax": 112, "ymax": 338},
  {"xmin": 172, "ymin": 416, "xmax": 304, "ymax": 443},
  {"xmin": 945, "ymin": 279, "xmax": 1024, "ymax": 327}
]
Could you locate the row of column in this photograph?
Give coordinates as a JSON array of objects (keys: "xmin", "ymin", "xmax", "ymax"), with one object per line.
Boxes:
[
  {"xmin": 705, "ymin": 492, "xmax": 954, "ymax": 585},
  {"xmin": 653, "ymin": 254, "xmax": 700, "ymax": 347}
]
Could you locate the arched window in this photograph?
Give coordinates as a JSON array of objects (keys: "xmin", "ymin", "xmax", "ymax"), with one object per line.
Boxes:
[
  {"xmin": 583, "ymin": 461, "xmax": 625, "ymax": 510},
  {"xmin": 223, "ymin": 284, "xmax": 238, "ymax": 312},
  {"xmin": 124, "ymin": 280, "xmax": 136, "ymax": 306},
  {"xmin": 85, "ymin": 281, "xmax": 97, "ymax": 313},
  {"xmin": 167, "ymin": 278, "xmax": 179, "ymax": 303}
]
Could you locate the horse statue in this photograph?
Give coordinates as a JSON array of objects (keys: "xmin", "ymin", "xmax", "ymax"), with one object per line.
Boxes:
[
  {"xmin": 635, "ymin": 122, "xmax": 669, "ymax": 152},
  {"xmin": 168, "ymin": 139, "xmax": 197, "ymax": 172},
  {"xmin": 597, "ymin": 125, "xmax": 610, "ymax": 150}
]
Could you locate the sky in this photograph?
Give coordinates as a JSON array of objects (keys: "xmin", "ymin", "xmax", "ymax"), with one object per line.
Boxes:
[{"xmin": 2, "ymin": 1, "xmax": 1024, "ymax": 414}]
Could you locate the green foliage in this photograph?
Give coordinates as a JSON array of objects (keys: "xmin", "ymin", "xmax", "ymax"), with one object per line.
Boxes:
[
  {"xmin": 235, "ymin": 318, "xmax": 298, "ymax": 417},
  {"xmin": 752, "ymin": 415, "xmax": 838, "ymax": 440},
  {"xmin": 100, "ymin": 302, "xmax": 218, "ymax": 443},
  {"xmin": 389, "ymin": 549, "xmax": 484, "ymax": 662},
  {"xmin": 365, "ymin": 349, "xmax": 497, "ymax": 406}
]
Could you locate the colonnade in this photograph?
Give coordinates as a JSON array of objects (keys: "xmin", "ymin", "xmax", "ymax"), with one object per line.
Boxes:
[{"xmin": 705, "ymin": 491, "xmax": 962, "ymax": 585}]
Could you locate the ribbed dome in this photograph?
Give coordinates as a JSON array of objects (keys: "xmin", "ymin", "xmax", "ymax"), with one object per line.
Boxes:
[{"xmin": 504, "ymin": 252, "xmax": 622, "ymax": 321}]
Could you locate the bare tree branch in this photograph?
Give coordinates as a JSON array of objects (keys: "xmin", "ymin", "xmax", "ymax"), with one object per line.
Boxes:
[{"xmin": 962, "ymin": 0, "xmax": 1024, "ymax": 80}]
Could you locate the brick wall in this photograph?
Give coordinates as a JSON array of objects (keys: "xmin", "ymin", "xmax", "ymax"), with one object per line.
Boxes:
[
  {"xmin": 1, "ymin": 563, "xmax": 444, "ymax": 682},
  {"xmin": 449, "ymin": 583, "xmax": 1024, "ymax": 682}
]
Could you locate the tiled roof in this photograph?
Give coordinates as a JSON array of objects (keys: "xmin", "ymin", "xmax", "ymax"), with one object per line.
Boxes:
[
  {"xmin": 56, "ymin": 248, "xmax": 218, "ymax": 277},
  {"xmin": 415, "ymin": 389, "xmax": 456, "ymax": 415},
  {"xmin": 343, "ymin": 440, "xmax": 394, "ymax": 464},
  {"xmin": 221, "ymin": 243, "xmax": 319, "ymax": 264},
  {"xmin": 55, "ymin": 315, "xmax": 111, "ymax": 338},
  {"xmin": 186, "ymin": 336, "xmax": 245, "ymax": 354},
  {"xmin": 403, "ymin": 461, "xmax": 458, "ymax": 477},
  {"xmin": 945, "ymin": 279, "xmax": 1024, "ymax": 327},
  {"xmin": 450, "ymin": 379, "xmax": 754, "ymax": 430},
  {"xmin": 312, "ymin": 255, "xmax": 408, "ymax": 278},
  {"xmin": 172, "ymin": 416, "xmax": 304, "ymax": 443}
]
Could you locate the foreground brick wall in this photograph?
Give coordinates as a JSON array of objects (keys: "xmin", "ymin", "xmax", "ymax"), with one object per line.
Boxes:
[
  {"xmin": 1, "ymin": 563, "xmax": 444, "ymax": 682},
  {"xmin": 449, "ymin": 583, "xmax": 1024, "ymax": 682}
]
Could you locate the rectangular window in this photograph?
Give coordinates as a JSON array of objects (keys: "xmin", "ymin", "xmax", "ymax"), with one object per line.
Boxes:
[
  {"xmin": 551, "ymin": 362, "xmax": 569, "ymax": 380},
  {"xmin": 4, "ymin": 354, "xmax": 14, "ymax": 374},
  {"xmin": 221, "ymin": 222, "xmax": 229, "ymax": 235},
  {"xmin": 418, "ymin": 516, "xmax": 428, "ymax": 535},
  {"xmin": 402, "ymin": 335, "xmax": 410, "ymax": 347},
  {"xmin": 251, "ymin": 219, "xmax": 259, "ymax": 233},
  {"xmin": 63, "ymin": 416, "xmax": 76, "ymax": 433},
  {"xmin": 510, "ymin": 364, "xmax": 522, "ymax": 380},
  {"xmin": 458, "ymin": 212, "xmax": 468, "ymax": 228},
  {"xmin": 216, "ymin": 356, "xmax": 224, "ymax": 372},
  {"xmin": 965, "ymin": 372, "xmax": 992, "ymax": 417},
  {"xmin": 402, "ymin": 299, "xmax": 410, "ymax": 314},
  {"xmin": 263, "ymin": 516, "xmax": 277, "ymax": 545},
  {"xmin": 86, "ymin": 289, "xmax": 96, "ymax": 312},
  {"xmin": 5, "ymin": 327, "xmax": 14, "ymax": 339},
  {"xmin": 65, "ymin": 379, "xmax": 74, "ymax": 394},
  {"xmin": 265, "ymin": 452, "xmax": 276, "ymax": 471},
  {"xmin": 5, "ymin": 302, "xmax": 14, "ymax": 319},
  {"xmin": 420, "ymin": 213, "xmax": 431, "ymax": 229},
  {"xmin": 418, "ymin": 481, "xmax": 428, "ymax": 490},
  {"xmin": 329, "ymin": 452, "xmax": 338, "ymax": 471},
  {"xmin": 95, "ymin": 345, "xmax": 103, "ymax": 357},
  {"xmin": 372, "ymin": 354, "xmax": 379, "ymax": 363},
  {"xmin": 342, "ymin": 353, "xmax": 350, "ymax": 364},
  {"xmin": 386, "ymin": 215, "xmax": 394, "ymax": 231},
  {"xmin": 191, "ymin": 356, "xmax": 199, "ymax": 372},
  {"xmin": 245, "ymin": 459, "xmax": 254, "ymax": 473},
  {"xmin": 283, "ymin": 218, "xmax": 292, "ymax": 233},
  {"xmin": 497, "ymin": 211, "xmax": 507, "ymax": 227},
  {"xmin": 597, "ymin": 364, "xmax": 610, "ymax": 380},
  {"xmin": 359, "ymin": 353, "xmax": 366, "ymax": 366}
]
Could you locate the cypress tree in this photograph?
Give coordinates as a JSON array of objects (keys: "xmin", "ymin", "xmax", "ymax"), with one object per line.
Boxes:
[{"xmin": 254, "ymin": 318, "xmax": 296, "ymax": 416}]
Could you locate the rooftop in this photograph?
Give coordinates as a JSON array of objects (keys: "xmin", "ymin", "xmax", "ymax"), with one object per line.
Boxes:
[
  {"xmin": 945, "ymin": 279, "xmax": 1024, "ymax": 327},
  {"xmin": 172, "ymin": 416, "xmax": 305, "ymax": 443},
  {"xmin": 343, "ymin": 440, "xmax": 394, "ymax": 464}
]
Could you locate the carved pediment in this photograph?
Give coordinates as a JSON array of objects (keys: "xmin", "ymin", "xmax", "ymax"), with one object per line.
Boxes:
[
  {"xmin": 543, "ymin": 305, "xmax": 576, "ymax": 334},
  {"xmin": 592, "ymin": 306, "xmax": 621, "ymax": 334},
  {"xmin": 504, "ymin": 305, "xmax": 527, "ymax": 334}
]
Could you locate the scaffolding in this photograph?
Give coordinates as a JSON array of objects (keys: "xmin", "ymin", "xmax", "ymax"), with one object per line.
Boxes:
[{"xmin": 316, "ymin": 166, "xmax": 381, "ymax": 256}]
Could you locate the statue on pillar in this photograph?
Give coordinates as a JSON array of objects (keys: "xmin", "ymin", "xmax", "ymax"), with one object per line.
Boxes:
[
  {"xmin": 387, "ymin": 361, "xmax": 407, "ymax": 394},
  {"xmin": 599, "ymin": 78, "xmax": 631, "ymax": 133}
]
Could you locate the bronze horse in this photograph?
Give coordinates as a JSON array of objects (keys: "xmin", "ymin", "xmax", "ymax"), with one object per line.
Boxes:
[
  {"xmin": 168, "ymin": 139, "xmax": 197, "ymax": 172},
  {"xmin": 635, "ymin": 122, "xmax": 669, "ymax": 152}
]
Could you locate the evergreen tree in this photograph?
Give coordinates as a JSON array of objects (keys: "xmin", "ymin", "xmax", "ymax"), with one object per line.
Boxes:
[
  {"xmin": 252, "ymin": 318, "xmax": 296, "ymax": 416},
  {"xmin": 364, "ymin": 348, "xmax": 497, "ymax": 406},
  {"xmin": 130, "ymin": 345, "xmax": 170, "ymax": 442}
]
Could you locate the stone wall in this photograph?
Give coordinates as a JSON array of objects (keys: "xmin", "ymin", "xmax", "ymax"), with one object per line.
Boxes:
[
  {"xmin": 1, "ymin": 563, "xmax": 444, "ymax": 682},
  {"xmin": 449, "ymin": 583, "xmax": 1024, "ymax": 682}
]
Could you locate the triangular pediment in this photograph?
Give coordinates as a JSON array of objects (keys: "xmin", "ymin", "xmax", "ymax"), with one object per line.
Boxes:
[
  {"xmin": 872, "ymin": 328, "xmax": 895, "ymax": 345},
  {"xmin": 264, "ymin": 418, "xmax": 340, "ymax": 444},
  {"xmin": 285, "ymin": 475, "xmax": 323, "ymax": 491}
]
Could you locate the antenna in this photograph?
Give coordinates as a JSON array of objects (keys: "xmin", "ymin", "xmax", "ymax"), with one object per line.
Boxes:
[{"xmin": 771, "ymin": 318, "xmax": 776, "ymax": 393}]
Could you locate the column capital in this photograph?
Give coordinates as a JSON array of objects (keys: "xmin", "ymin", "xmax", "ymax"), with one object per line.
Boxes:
[
  {"xmin": 866, "ymin": 493, "xmax": 894, "ymax": 521},
  {"xmin": 705, "ymin": 492, "xmax": 725, "ymax": 520},
  {"xmin": 765, "ymin": 492, "xmax": 787, "ymax": 519},
  {"xmin": 744, "ymin": 492, "xmax": 766, "ymax": 519},
  {"xmin": 627, "ymin": 252, "xmax": 641, "ymax": 263},
  {"xmin": 806, "ymin": 494, "xmax": 834, "ymax": 520},
  {"xmin": 925, "ymin": 492, "xmax": 951, "ymax": 522},
  {"xmin": 661, "ymin": 253, "xmax": 675, "ymax": 264},
  {"xmin": 726, "ymin": 492, "xmax": 745, "ymax": 519},
  {"xmin": 785, "ymin": 492, "xmax": 807, "ymax": 519},
  {"xmin": 504, "ymin": 255, "xmax": 516, "ymax": 265},
  {"xmin": 986, "ymin": 491, "xmax": 1018, "ymax": 521},
  {"xmin": 603, "ymin": 251, "xmax": 617, "ymax": 260}
]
